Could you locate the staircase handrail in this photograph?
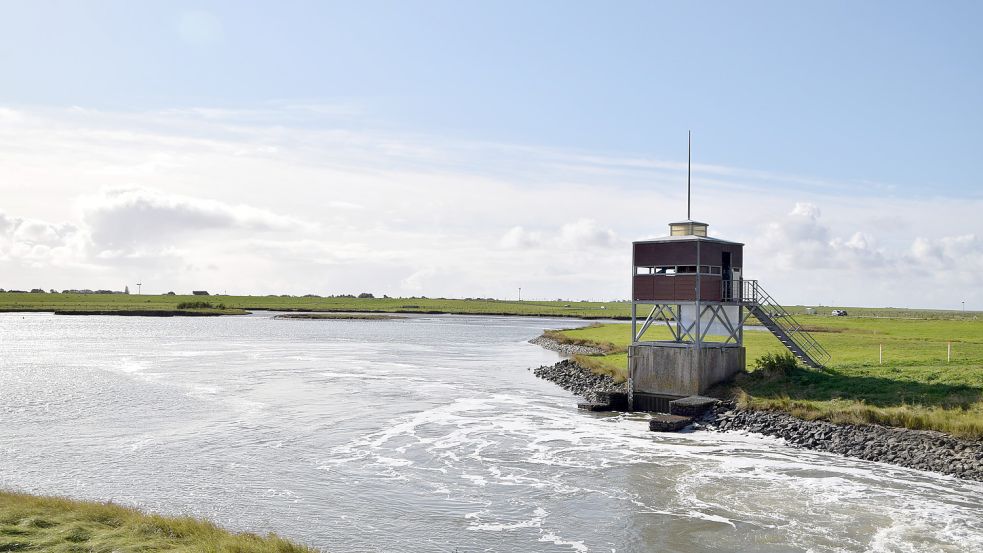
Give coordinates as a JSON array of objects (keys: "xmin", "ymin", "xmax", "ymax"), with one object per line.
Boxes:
[
  {"xmin": 727, "ymin": 279, "xmax": 831, "ymax": 366},
  {"xmin": 753, "ymin": 284, "xmax": 830, "ymax": 364}
]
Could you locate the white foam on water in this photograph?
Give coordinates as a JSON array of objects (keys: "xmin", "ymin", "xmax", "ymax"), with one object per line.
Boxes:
[
  {"xmin": 667, "ymin": 432, "xmax": 983, "ymax": 552},
  {"xmin": 328, "ymin": 387, "xmax": 983, "ymax": 551},
  {"xmin": 465, "ymin": 507, "xmax": 549, "ymax": 532},
  {"xmin": 461, "ymin": 473, "xmax": 488, "ymax": 487},
  {"xmin": 538, "ymin": 531, "xmax": 589, "ymax": 553}
]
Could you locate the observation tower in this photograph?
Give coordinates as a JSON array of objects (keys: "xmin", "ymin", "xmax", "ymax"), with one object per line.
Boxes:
[{"xmin": 628, "ymin": 136, "xmax": 829, "ymax": 412}]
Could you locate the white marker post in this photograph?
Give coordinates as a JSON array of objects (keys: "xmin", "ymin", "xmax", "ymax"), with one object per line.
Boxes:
[
  {"xmin": 879, "ymin": 344, "xmax": 883, "ymax": 365},
  {"xmin": 948, "ymin": 341, "xmax": 952, "ymax": 363}
]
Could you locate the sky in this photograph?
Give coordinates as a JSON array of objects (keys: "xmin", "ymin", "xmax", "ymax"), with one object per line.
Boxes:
[{"xmin": 0, "ymin": 1, "xmax": 981, "ymax": 308}]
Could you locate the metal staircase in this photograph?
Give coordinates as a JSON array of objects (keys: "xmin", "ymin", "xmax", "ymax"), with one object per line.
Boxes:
[{"xmin": 726, "ymin": 280, "xmax": 831, "ymax": 368}]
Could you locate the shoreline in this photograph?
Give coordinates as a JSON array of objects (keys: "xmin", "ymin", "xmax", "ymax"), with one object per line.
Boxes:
[
  {"xmin": 530, "ymin": 338, "xmax": 983, "ymax": 482},
  {"xmin": 530, "ymin": 335, "xmax": 625, "ymax": 403},
  {"xmin": 0, "ymin": 306, "xmax": 630, "ymax": 320},
  {"xmin": 528, "ymin": 335, "xmax": 606, "ymax": 355},
  {"xmin": 50, "ymin": 309, "xmax": 241, "ymax": 317}
]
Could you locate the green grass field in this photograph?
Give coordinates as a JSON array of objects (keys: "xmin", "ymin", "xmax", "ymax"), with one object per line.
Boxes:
[
  {"xmin": 549, "ymin": 317, "xmax": 983, "ymax": 438},
  {"xmin": 1, "ymin": 292, "xmax": 978, "ymax": 321},
  {"xmin": 0, "ymin": 491, "xmax": 313, "ymax": 552},
  {"xmin": 0, "ymin": 292, "xmax": 626, "ymax": 319}
]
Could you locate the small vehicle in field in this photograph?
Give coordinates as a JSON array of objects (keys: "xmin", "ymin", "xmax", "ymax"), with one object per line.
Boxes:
[{"xmin": 831, "ymin": 309, "xmax": 848, "ymax": 316}]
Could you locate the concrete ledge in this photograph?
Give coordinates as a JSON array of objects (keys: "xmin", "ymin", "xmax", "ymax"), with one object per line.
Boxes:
[
  {"xmin": 649, "ymin": 414, "xmax": 693, "ymax": 432},
  {"xmin": 669, "ymin": 395, "xmax": 721, "ymax": 417},
  {"xmin": 577, "ymin": 402, "xmax": 612, "ymax": 412}
]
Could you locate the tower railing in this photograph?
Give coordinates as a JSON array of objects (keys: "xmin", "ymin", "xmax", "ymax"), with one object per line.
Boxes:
[{"xmin": 723, "ymin": 279, "xmax": 831, "ymax": 368}]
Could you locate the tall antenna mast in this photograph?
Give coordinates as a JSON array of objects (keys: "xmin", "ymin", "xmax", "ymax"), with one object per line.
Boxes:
[{"xmin": 687, "ymin": 130, "xmax": 692, "ymax": 220}]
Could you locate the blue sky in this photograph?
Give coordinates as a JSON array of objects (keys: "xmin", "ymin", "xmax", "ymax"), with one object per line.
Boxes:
[
  {"xmin": 0, "ymin": 1, "xmax": 981, "ymax": 307},
  {"xmin": 3, "ymin": 1, "xmax": 980, "ymax": 193}
]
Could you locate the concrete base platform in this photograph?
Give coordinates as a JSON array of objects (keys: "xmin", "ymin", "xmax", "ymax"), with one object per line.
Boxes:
[
  {"xmin": 630, "ymin": 344, "xmax": 745, "ymax": 397},
  {"xmin": 669, "ymin": 395, "xmax": 721, "ymax": 417},
  {"xmin": 649, "ymin": 414, "xmax": 693, "ymax": 432}
]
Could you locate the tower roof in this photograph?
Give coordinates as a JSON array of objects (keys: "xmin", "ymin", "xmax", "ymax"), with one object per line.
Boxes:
[
  {"xmin": 632, "ymin": 219, "xmax": 742, "ymax": 245},
  {"xmin": 632, "ymin": 234, "xmax": 743, "ymax": 246}
]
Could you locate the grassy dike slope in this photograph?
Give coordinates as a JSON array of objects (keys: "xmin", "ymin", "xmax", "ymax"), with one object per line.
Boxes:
[
  {"xmin": 0, "ymin": 491, "xmax": 314, "ymax": 552},
  {"xmin": 550, "ymin": 317, "xmax": 983, "ymax": 439}
]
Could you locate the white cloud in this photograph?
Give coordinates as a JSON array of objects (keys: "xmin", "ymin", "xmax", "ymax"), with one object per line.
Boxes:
[
  {"xmin": 0, "ymin": 105, "xmax": 980, "ymax": 306},
  {"xmin": 906, "ymin": 234, "xmax": 983, "ymax": 290},
  {"xmin": 558, "ymin": 219, "xmax": 620, "ymax": 249},
  {"xmin": 499, "ymin": 226, "xmax": 544, "ymax": 249},
  {"xmin": 499, "ymin": 219, "xmax": 619, "ymax": 251},
  {"xmin": 909, "ymin": 234, "xmax": 980, "ymax": 265},
  {"xmin": 0, "ymin": 210, "xmax": 89, "ymax": 272},
  {"xmin": 755, "ymin": 202, "xmax": 889, "ymax": 271},
  {"xmin": 80, "ymin": 186, "xmax": 304, "ymax": 253}
]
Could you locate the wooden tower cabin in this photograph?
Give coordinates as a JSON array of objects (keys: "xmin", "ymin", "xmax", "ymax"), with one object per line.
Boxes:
[{"xmin": 628, "ymin": 136, "xmax": 829, "ymax": 412}]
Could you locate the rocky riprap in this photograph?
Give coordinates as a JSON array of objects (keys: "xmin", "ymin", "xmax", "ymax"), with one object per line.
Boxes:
[
  {"xmin": 533, "ymin": 359, "xmax": 626, "ymax": 403},
  {"xmin": 704, "ymin": 405, "xmax": 983, "ymax": 482},
  {"xmin": 528, "ymin": 335, "xmax": 983, "ymax": 482},
  {"xmin": 528, "ymin": 336, "xmax": 605, "ymax": 356}
]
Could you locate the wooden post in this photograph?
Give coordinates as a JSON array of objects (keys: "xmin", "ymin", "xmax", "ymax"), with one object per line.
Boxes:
[
  {"xmin": 879, "ymin": 343, "xmax": 883, "ymax": 365},
  {"xmin": 947, "ymin": 341, "xmax": 951, "ymax": 363}
]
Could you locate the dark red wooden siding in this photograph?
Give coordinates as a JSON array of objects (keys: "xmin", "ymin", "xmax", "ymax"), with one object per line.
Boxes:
[
  {"xmin": 633, "ymin": 240, "xmax": 743, "ymax": 269},
  {"xmin": 631, "ymin": 275, "xmax": 723, "ymax": 302}
]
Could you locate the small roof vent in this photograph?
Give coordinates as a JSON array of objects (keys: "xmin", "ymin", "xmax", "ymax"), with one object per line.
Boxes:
[{"xmin": 669, "ymin": 220, "xmax": 708, "ymax": 237}]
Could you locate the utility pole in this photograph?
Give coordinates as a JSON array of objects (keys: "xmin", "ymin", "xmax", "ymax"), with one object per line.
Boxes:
[{"xmin": 136, "ymin": 282, "xmax": 142, "ymax": 295}]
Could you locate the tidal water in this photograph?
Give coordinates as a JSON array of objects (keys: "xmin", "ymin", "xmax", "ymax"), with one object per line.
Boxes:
[{"xmin": 0, "ymin": 312, "xmax": 980, "ymax": 552}]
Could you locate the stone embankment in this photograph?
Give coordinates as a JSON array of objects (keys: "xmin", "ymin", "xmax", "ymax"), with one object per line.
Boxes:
[
  {"xmin": 702, "ymin": 404, "xmax": 983, "ymax": 482},
  {"xmin": 528, "ymin": 335, "xmax": 605, "ymax": 356},
  {"xmin": 533, "ymin": 359, "xmax": 626, "ymax": 403},
  {"xmin": 530, "ymin": 352, "xmax": 983, "ymax": 481}
]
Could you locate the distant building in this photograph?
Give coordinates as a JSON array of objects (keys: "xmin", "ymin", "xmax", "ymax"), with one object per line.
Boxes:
[{"xmin": 192, "ymin": 290, "xmax": 210, "ymax": 296}]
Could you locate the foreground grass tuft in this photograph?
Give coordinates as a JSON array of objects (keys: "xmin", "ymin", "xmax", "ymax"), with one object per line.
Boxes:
[{"xmin": 0, "ymin": 491, "xmax": 316, "ymax": 553}]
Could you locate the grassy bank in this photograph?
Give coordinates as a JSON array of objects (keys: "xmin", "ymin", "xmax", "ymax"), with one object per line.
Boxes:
[
  {"xmin": 548, "ymin": 317, "xmax": 983, "ymax": 439},
  {"xmin": 0, "ymin": 491, "xmax": 314, "ymax": 552}
]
